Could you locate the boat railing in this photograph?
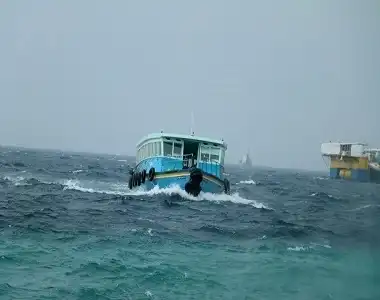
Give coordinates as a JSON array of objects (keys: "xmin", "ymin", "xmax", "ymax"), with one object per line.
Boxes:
[
  {"xmin": 162, "ymin": 154, "xmax": 223, "ymax": 177},
  {"xmin": 162, "ymin": 154, "xmax": 196, "ymax": 171},
  {"xmin": 197, "ymin": 159, "xmax": 222, "ymax": 177},
  {"xmin": 182, "ymin": 154, "xmax": 197, "ymax": 169}
]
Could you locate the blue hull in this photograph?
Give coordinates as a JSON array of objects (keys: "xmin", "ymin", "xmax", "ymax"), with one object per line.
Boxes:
[
  {"xmin": 132, "ymin": 172, "xmax": 225, "ymax": 194},
  {"xmin": 129, "ymin": 156, "xmax": 229, "ymax": 195}
]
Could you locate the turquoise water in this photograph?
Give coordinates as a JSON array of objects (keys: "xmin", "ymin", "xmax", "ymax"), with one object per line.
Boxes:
[{"xmin": 1, "ymin": 147, "xmax": 379, "ymax": 299}]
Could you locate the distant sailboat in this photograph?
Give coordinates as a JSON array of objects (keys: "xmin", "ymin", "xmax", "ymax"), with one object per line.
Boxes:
[{"xmin": 239, "ymin": 150, "xmax": 253, "ymax": 168}]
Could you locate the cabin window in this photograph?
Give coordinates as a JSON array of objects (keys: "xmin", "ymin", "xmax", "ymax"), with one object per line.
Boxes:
[
  {"xmin": 149, "ymin": 143, "xmax": 154, "ymax": 157},
  {"xmin": 200, "ymin": 152, "xmax": 209, "ymax": 161},
  {"xmin": 152, "ymin": 142, "xmax": 157, "ymax": 156},
  {"xmin": 156, "ymin": 141, "xmax": 162, "ymax": 155},
  {"xmin": 200, "ymin": 145, "xmax": 221, "ymax": 163},
  {"xmin": 220, "ymin": 149, "xmax": 225, "ymax": 165},
  {"xmin": 163, "ymin": 141, "xmax": 172, "ymax": 156},
  {"xmin": 137, "ymin": 141, "xmax": 162, "ymax": 161},
  {"xmin": 341, "ymin": 144, "xmax": 351, "ymax": 153},
  {"xmin": 146, "ymin": 144, "xmax": 150, "ymax": 157},
  {"xmin": 200, "ymin": 145, "xmax": 210, "ymax": 162},
  {"xmin": 143, "ymin": 144, "xmax": 147, "ymax": 158},
  {"xmin": 173, "ymin": 142, "xmax": 182, "ymax": 156},
  {"xmin": 210, "ymin": 147, "xmax": 220, "ymax": 163},
  {"xmin": 151, "ymin": 142, "xmax": 155, "ymax": 156},
  {"xmin": 148, "ymin": 144, "xmax": 152, "ymax": 157}
]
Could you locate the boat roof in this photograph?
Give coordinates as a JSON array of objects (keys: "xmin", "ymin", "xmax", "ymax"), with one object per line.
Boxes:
[
  {"xmin": 322, "ymin": 142, "xmax": 368, "ymax": 146},
  {"xmin": 136, "ymin": 132, "xmax": 227, "ymax": 148}
]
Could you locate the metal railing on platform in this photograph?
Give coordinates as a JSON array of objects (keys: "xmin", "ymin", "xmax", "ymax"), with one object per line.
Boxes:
[
  {"xmin": 161, "ymin": 154, "xmax": 223, "ymax": 178},
  {"xmin": 197, "ymin": 160, "xmax": 220, "ymax": 175}
]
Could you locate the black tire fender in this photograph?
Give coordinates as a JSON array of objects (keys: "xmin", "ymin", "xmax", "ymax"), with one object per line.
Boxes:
[
  {"xmin": 223, "ymin": 178, "xmax": 230, "ymax": 194},
  {"xmin": 190, "ymin": 168, "xmax": 203, "ymax": 183},
  {"xmin": 137, "ymin": 172, "xmax": 142, "ymax": 186},
  {"xmin": 148, "ymin": 168, "xmax": 155, "ymax": 181},
  {"xmin": 141, "ymin": 169, "xmax": 147, "ymax": 183},
  {"xmin": 133, "ymin": 173, "xmax": 138, "ymax": 187},
  {"xmin": 128, "ymin": 176, "xmax": 133, "ymax": 189},
  {"xmin": 185, "ymin": 181, "xmax": 201, "ymax": 197}
]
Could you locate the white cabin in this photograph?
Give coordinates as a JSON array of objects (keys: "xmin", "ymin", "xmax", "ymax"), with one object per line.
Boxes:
[
  {"xmin": 135, "ymin": 132, "xmax": 227, "ymax": 167},
  {"xmin": 321, "ymin": 142, "xmax": 367, "ymax": 158}
]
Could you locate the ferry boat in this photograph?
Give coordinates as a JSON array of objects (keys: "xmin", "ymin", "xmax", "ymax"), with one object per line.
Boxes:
[
  {"xmin": 128, "ymin": 131, "xmax": 231, "ymax": 196},
  {"xmin": 321, "ymin": 142, "xmax": 380, "ymax": 183}
]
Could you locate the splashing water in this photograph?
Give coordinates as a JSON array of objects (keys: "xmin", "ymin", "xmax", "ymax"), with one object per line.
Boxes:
[{"xmin": 63, "ymin": 179, "xmax": 269, "ymax": 209}]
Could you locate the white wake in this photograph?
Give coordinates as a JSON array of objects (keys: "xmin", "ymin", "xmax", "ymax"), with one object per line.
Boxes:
[{"xmin": 63, "ymin": 180, "xmax": 269, "ymax": 209}]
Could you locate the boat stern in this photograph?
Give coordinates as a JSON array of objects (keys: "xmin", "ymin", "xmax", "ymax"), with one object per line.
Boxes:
[{"xmin": 129, "ymin": 167, "xmax": 230, "ymax": 196}]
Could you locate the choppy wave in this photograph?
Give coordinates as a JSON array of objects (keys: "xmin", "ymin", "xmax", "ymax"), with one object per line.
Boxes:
[
  {"xmin": 237, "ymin": 179, "xmax": 256, "ymax": 185},
  {"xmin": 2, "ymin": 173, "xmax": 269, "ymax": 209},
  {"xmin": 1, "ymin": 147, "xmax": 379, "ymax": 300}
]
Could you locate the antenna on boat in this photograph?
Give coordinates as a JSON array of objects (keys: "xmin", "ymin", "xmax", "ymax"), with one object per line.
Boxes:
[{"xmin": 190, "ymin": 111, "xmax": 195, "ymax": 136}]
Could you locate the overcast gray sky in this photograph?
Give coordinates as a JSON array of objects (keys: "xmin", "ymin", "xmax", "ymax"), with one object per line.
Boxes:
[{"xmin": 0, "ymin": 0, "xmax": 378, "ymax": 170}]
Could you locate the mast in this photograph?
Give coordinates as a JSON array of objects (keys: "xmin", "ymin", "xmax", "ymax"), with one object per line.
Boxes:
[{"xmin": 190, "ymin": 111, "xmax": 195, "ymax": 136}]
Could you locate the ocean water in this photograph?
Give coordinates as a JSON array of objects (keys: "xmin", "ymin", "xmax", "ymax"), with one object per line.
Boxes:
[{"xmin": 0, "ymin": 147, "xmax": 379, "ymax": 300}]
